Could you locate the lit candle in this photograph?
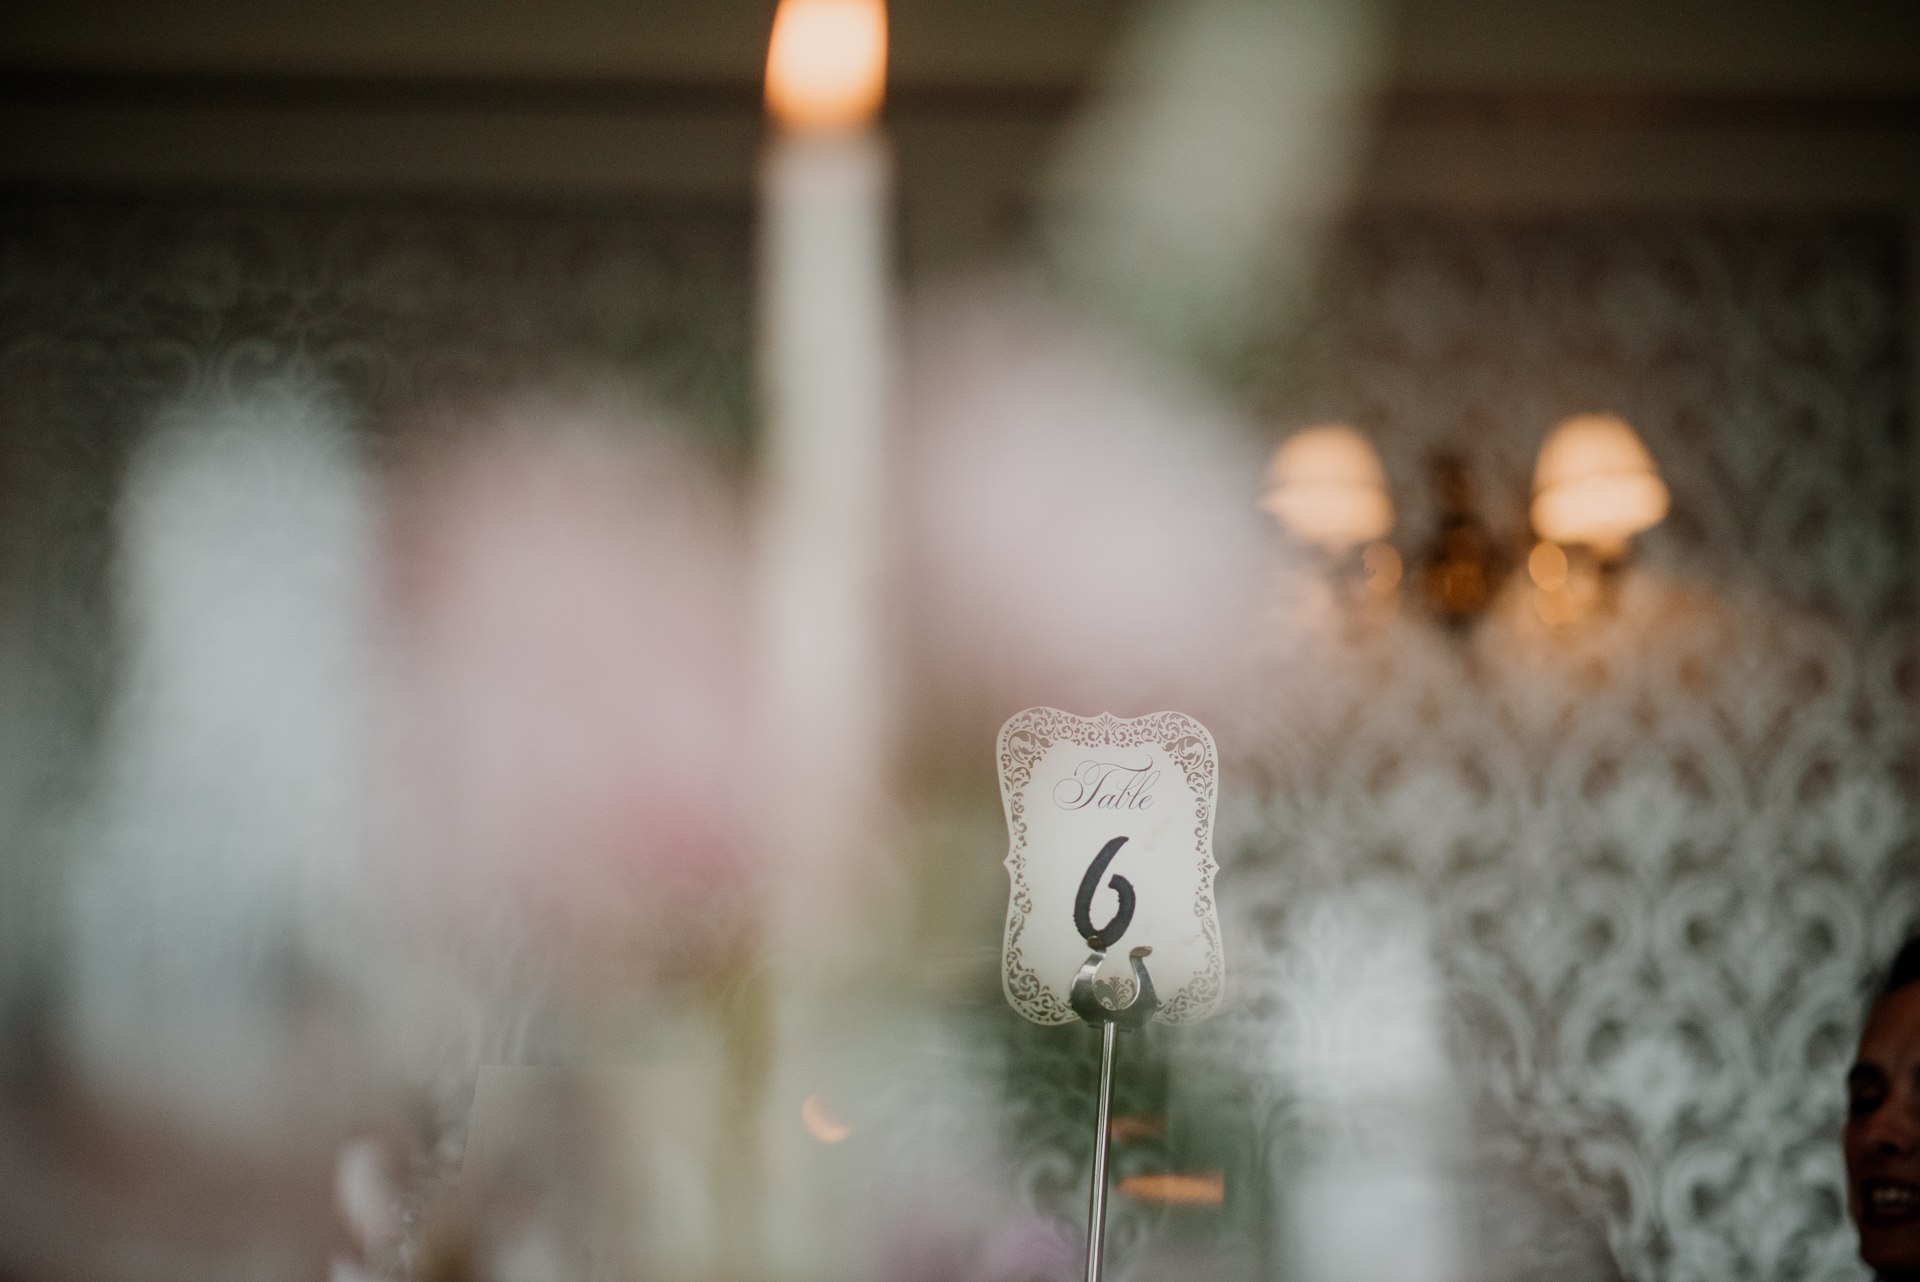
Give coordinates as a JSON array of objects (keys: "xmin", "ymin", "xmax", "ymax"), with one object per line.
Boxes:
[
  {"xmin": 756, "ymin": 0, "xmax": 891, "ymax": 943},
  {"xmin": 750, "ymin": 4, "xmax": 893, "ymax": 1271}
]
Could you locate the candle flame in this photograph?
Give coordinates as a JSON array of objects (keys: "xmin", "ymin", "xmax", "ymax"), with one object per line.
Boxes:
[{"xmin": 765, "ymin": 0, "xmax": 887, "ymax": 131}]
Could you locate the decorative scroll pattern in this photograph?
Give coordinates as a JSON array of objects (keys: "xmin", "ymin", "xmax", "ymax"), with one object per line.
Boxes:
[
  {"xmin": 0, "ymin": 188, "xmax": 751, "ymax": 842},
  {"xmin": 998, "ymin": 708, "xmax": 1223, "ymax": 1025},
  {"xmin": 1202, "ymin": 216, "xmax": 1913, "ymax": 1282}
]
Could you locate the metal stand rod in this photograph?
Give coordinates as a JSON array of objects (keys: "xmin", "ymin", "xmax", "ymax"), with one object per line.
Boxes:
[
  {"xmin": 1069, "ymin": 945, "xmax": 1158, "ymax": 1282},
  {"xmin": 1084, "ymin": 1018, "xmax": 1118, "ymax": 1282}
]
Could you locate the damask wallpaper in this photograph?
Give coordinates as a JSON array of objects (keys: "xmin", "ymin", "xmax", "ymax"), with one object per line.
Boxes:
[
  {"xmin": 0, "ymin": 188, "xmax": 753, "ymax": 1006},
  {"xmin": 0, "ymin": 192, "xmax": 1909, "ymax": 1282},
  {"xmin": 1208, "ymin": 217, "xmax": 1915, "ymax": 1281}
]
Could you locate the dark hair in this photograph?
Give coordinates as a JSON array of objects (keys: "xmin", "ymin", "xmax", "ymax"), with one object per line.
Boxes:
[{"xmin": 1881, "ymin": 937, "xmax": 1920, "ymax": 1002}]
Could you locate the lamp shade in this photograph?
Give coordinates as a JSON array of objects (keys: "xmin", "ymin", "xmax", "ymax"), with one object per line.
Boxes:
[
  {"xmin": 1530, "ymin": 413, "xmax": 1668, "ymax": 555},
  {"xmin": 1260, "ymin": 424, "xmax": 1393, "ymax": 552}
]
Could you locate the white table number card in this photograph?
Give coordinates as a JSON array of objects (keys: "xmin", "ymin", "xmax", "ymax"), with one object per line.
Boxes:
[{"xmin": 997, "ymin": 708, "xmax": 1223, "ymax": 1025}]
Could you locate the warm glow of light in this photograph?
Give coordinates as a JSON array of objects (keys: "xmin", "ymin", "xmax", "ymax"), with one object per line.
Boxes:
[
  {"xmin": 1535, "ymin": 572, "xmax": 1600, "ymax": 626},
  {"xmin": 1532, "ymin": 540, "xmax": 1601, "ymax": 625},
  {"xmin": 1527, "ymin": 540, "xmax": 1568, "ymax": 591},
  {"xmin": 1260, "ymin": 424, "xmax": 1394, "ymax": 552},
  {"xmin": 1118, "ymin": 1172, "xmax": 1226, "ymax": 1206},
  {"xmin": 1108, "ymin": 1115, "xmax": 1166, "ymax": 1141},
  {"xmin": 1362, "ymin": 541, "xmax": 1402, "ymax": 595},
  {"xmin": 765, "ymin": 0, "xmax": 887, "ymax": 131},
  {"xmin": 801, "ymin": 1092, "xmax": 851, "ymax": 1143},
  {"xmin": 1530, "ymin": 413, "xmax": 1668, "ymax": 556}
]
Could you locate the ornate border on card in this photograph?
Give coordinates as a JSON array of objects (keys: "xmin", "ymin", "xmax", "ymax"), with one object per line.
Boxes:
[{"xmin": 998, "ymin": 708, "xmax": 1223, "ymax": 1025}]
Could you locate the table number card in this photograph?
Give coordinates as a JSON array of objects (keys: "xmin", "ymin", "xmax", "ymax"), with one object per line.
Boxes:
[{"xmin": 997, "ymin": 708, "xmax": 1223, "ymax": 1025}]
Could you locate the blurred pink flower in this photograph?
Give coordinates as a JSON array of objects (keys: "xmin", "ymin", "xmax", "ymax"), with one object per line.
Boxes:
[
  {"xmin": 382, "ymin": 408, "xmax": 752, "ymax": 972},
  {"xmin": 900, "ymin": 287, "xmax": 1267, "ymax": 731}
]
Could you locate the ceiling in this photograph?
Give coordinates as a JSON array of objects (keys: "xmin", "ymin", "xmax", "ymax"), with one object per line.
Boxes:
[
  {"xmin": 1, "ymin": 0, "xmax": 1916, "ymax": 95},
  {"xmin": 0, "ymin": 0, "xmax": 1913, "ymax": 274}
]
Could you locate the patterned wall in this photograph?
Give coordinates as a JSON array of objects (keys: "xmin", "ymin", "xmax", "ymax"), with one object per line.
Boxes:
[
  {"xmin": 0, "ymin": 190, "xmax": 764, "ymax": 1281},
  {"xmin": 0, "ymin": 193, "xmax": 1909, "ymax": 1282},
  {"xmin": 0, "ymin": 190, "xmax": 752, "ymax": 1032},
  {"xmin": 1206, "ymin": 217, "xmax": 1915, "ymax": 1281}
]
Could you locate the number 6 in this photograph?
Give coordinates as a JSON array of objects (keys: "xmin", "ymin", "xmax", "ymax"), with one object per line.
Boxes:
[{"xmin": 1074, "ymin": 836, "xmax": 1136, "ymax": 950}]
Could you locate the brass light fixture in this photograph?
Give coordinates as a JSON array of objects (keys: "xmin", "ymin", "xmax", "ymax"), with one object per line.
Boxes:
[
  {"xmin": 1264, "ymin": 413, "xmax": 1668, "ymax": 626},
  {"xmin": 1421, "ymin": 455, "xmax": 1500, "ymax": 626}
]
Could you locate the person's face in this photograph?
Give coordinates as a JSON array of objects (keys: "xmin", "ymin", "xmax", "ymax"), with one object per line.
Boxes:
[{"xmin": 1848, "ymin": 984, "xmax": 1920, "ymax": 1277}]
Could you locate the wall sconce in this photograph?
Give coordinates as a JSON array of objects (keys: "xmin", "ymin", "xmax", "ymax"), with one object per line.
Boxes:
[
  {"xmin": 1260, "ymin": 424, "xmax": 1402, "ymax": 599},
  {"xmin": 1265, "ymin": 413, "xmax": 1667, "ymax": 627},
  {"xmin": 1531, "ymin": 413, "xmax": 1670, "ymax": 555},
  {"xmin": 1527, "ymin": 413, "xmax": 1669, "ymax": 624},
  {"xmin": 1422, "ymin": 454, "xmax": 1500, "ymax": 625}
]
